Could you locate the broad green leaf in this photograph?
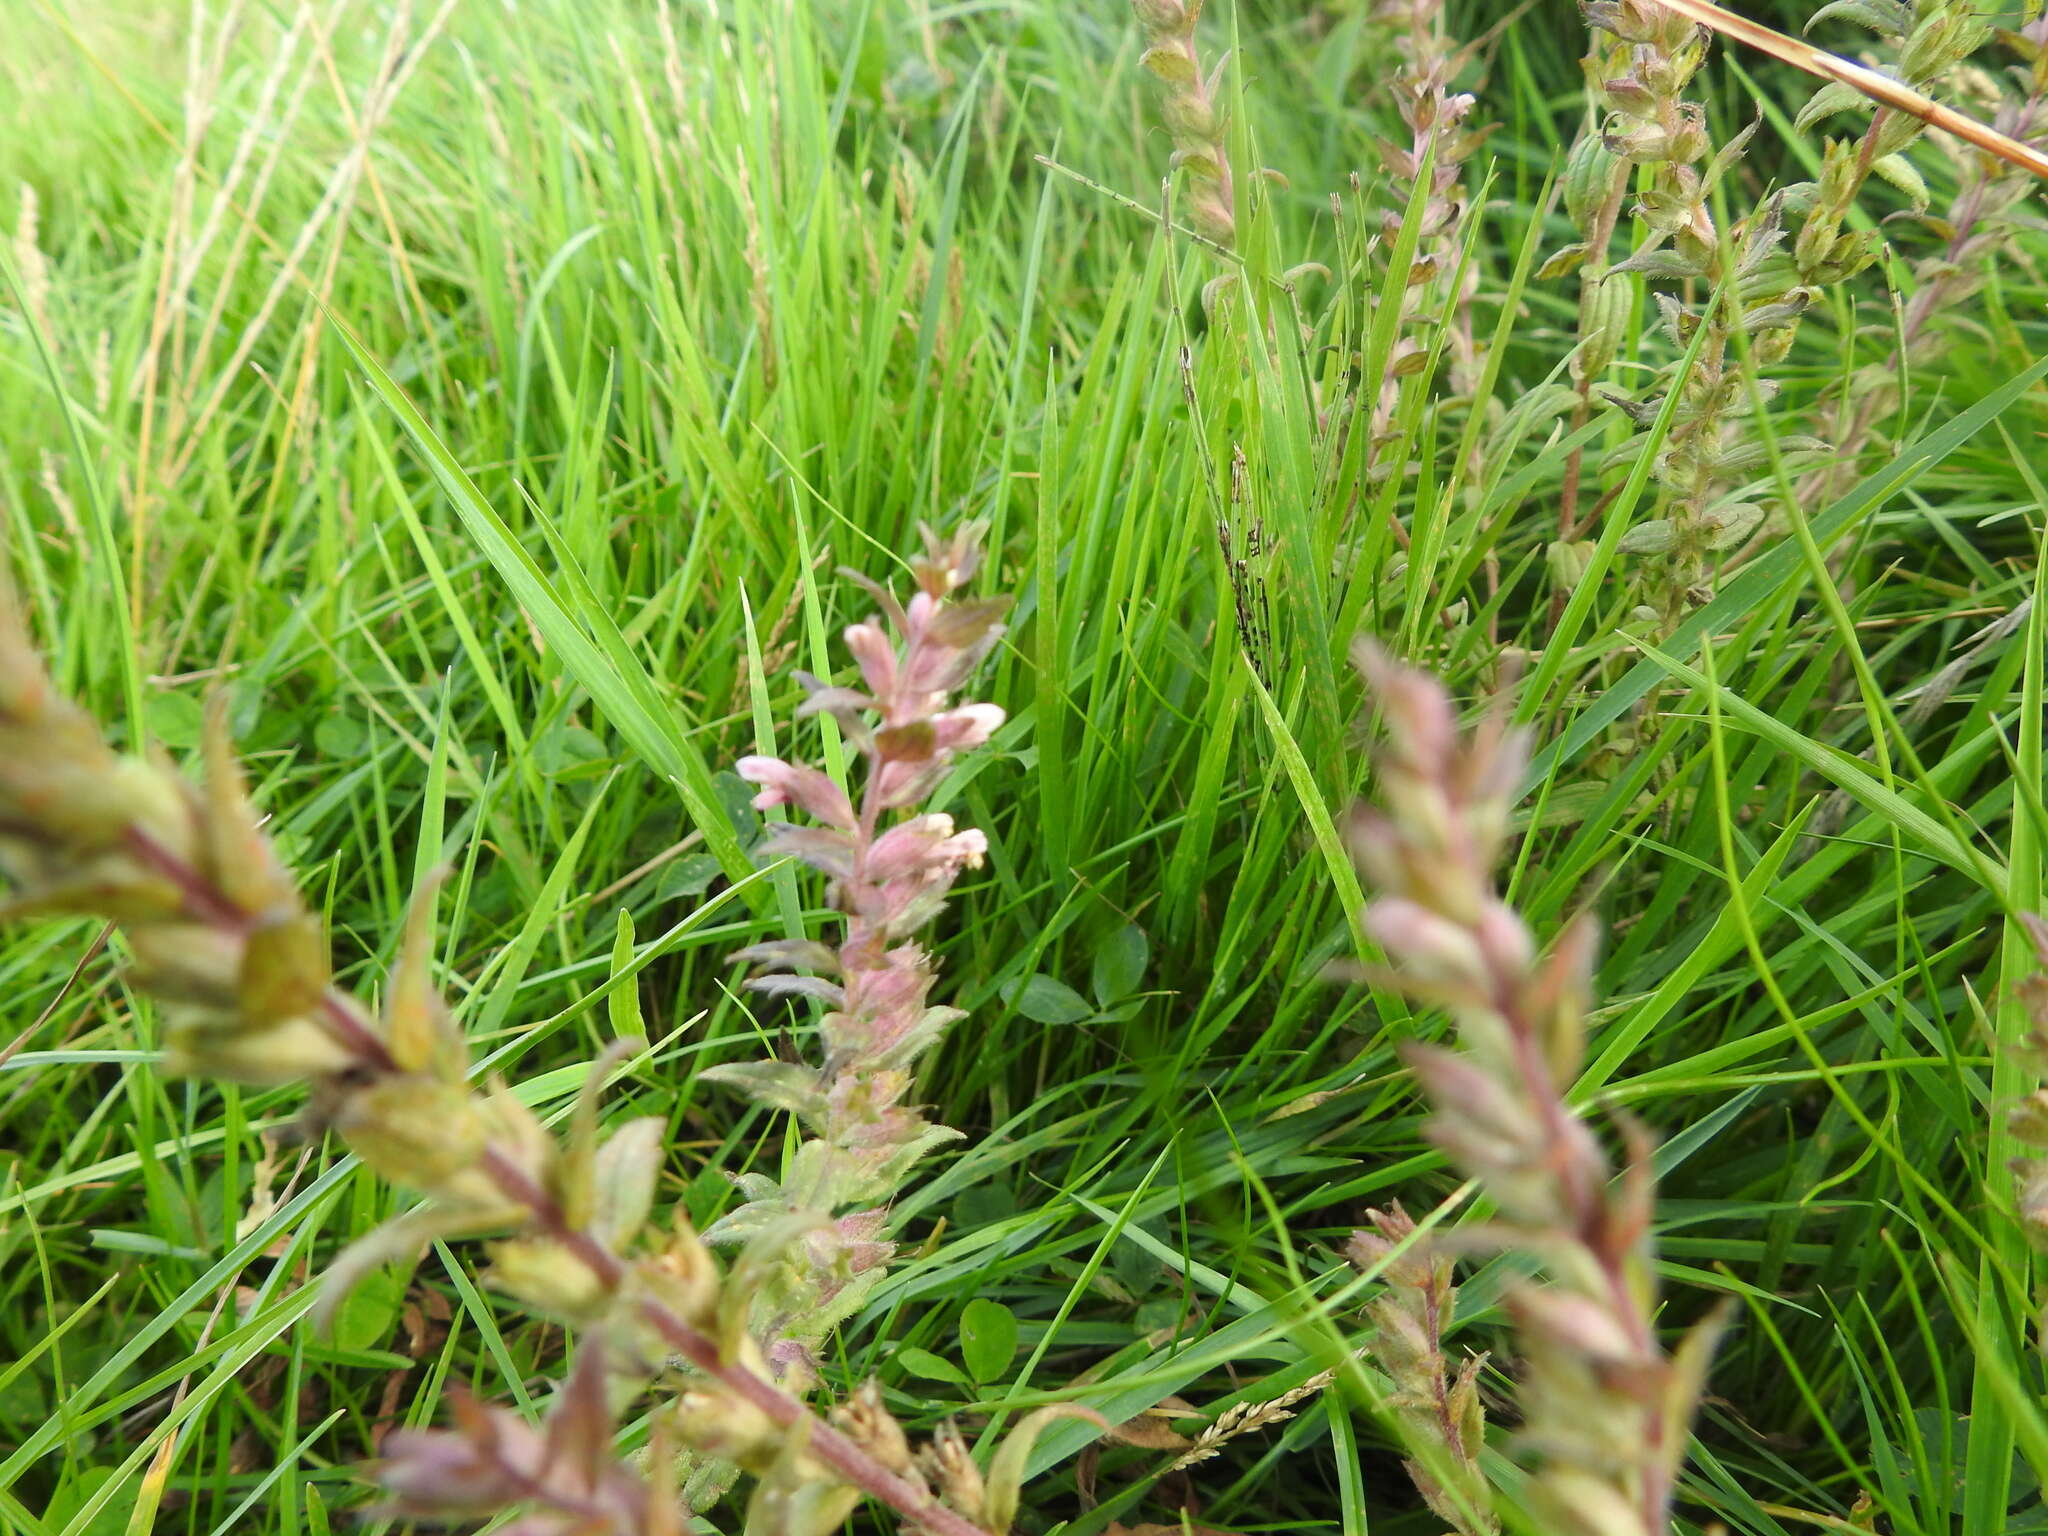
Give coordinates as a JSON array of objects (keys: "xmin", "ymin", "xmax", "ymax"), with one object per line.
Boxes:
[
  {"xmin": 960, "ymin": 1297, "xmax": 1019, "ymax": 1383},
  {"xmin": 1000, "ymin": 973, "xmax": 1093, "ymax": 1025},
  {"xmin": 1090, "ymin": 923, "xmax": 1150, "ymax": 1005},
  {"xmin": 895, "ymin": 1346, "xmax": 969, "ymax": 1385}
]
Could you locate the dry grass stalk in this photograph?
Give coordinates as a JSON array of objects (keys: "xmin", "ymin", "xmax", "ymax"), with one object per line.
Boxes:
[{"xmin": 1656, "ymin": 0, "xmax": 2048, "ymax": 180}]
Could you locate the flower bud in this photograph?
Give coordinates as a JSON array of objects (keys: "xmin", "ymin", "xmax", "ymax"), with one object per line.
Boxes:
[
  {"xmin": 831, "ymin": 1379, "xmax": 916, "ymax": 1476},
  {"xmin": 486, "ymin": 1236, "xmax": 613, "ymax": 1322},
  {"xmin": 162, "ymin": 1011, "xmax": 356, "ymax": 1086},
  {"xmin": 1365, "ymin": 897, "xmax": 1488, "ymax": 993},
  {"xmin": 336, "ymin": 1077, "xmax": 487, "ymax": 1195},
  {"xmin": 643, "ymin": 1213, "xmax": 721, "ymax": 1327},
  {"xmin": 917, "ymin": 1420, "xmax": 985, "ymax": 1521},
  {"xmin": 1131, "ymin": 0, "xmax": 1187, "ymax": 30},
  {"xmin": 669, "ymin": 1387, "xmax": 783, "ymax": 1474},
  {"xmin": 736, "ymin": 757, "xmax": 856, "ymax": 831}
]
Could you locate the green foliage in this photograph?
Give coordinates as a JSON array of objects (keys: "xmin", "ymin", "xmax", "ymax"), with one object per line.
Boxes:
[{"xmin": 2, "ymin": 0, "xmax": 2047, "ymax": 1533}]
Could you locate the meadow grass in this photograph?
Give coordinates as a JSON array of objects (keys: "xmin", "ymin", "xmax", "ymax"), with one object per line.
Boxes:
[{"xmin": 1, "ymin": 1, "xmax": 2046, "ymax": 1533}]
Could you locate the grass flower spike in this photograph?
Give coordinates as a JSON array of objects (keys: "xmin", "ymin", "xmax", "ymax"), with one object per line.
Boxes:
[
  {"xmin": 1345, "ymin": 644, "xmax": 1723, "ymax": 1536},
  {"xmin": 713, "ymin": 521, "xmax": 1010, "ymax": 1382}
]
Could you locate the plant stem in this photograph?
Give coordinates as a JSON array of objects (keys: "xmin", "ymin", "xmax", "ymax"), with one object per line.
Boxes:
[
  {"xmin": 479, "ymin": 1148, "xmax": 995, "ymax": 1536},
  {"xmin": 124, "ymin": 820, "xmax": 996, "ymax": 1536}
]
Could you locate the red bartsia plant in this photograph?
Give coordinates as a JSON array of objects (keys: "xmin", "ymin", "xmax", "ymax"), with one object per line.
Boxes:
[
  {"xmin": 710, "ymin": 521, "xmax": 1010, "ymax": 1384},
  {"xmin": 1342, "ymin": 644, "xmax": 1724, "ymax": 1536},
  {"xmin": 1366, "ymin": 0, "xmax": 1489, "ymax": 478},
  {"xmin": 0, "ymin": 525, "xmax": 1093, "ymax": 1536}
]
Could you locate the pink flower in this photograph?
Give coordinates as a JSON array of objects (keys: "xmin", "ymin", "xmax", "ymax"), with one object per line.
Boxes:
[
  {"xmin": 874, "ymin": 757, "xmax": 947, "ymax": 810},
  {"xmin": 736, "ymin": 756, "xmax": 855, "ymax": 831},
  {"xmin": 843, "ymin": 622, "xmax": 897, "ymax": 704},
  {"xmin": 844, "ymin": 955, "xmax": 932, "ymax": 1024},
  {"xmin": 759, "ymin": 823, "xmax": 858, "ymax": 880},
  {"xmin": 931, "ymin": 704, "xmax": 1004, "ymax": 752},
  {"xmin": 860, "ymin": 819, "xmax": 962, "ymax": 876},
  {"xmin": 1364, "ymin": 896, "xmax": 1488, "ymax": 991},
  {"xmin": 935, "ymin": 828, "xmax": 988, "ymax": 870}
]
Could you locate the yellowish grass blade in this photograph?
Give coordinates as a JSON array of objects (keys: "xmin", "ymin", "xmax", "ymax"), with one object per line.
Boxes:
[{"xmin": 1654, "ymin": 0, "xmax": 2048, "ymax": 181}]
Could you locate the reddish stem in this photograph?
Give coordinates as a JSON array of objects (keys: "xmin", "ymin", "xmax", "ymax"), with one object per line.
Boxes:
[
  {"xmin": 478, "ymin": 1149, "xmax": 995, "ymax": 1536},
  {"xmin": 119, "ymin": 731, "xmax": 998, "ymax": 1536},
  {"xmin": 123, "ymin": 824, "xmax": 399, "ymax": 1074}
]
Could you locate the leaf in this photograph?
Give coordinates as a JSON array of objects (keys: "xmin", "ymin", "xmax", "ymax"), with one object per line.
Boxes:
[
  {"xmin": 1610, "ymin": 246, "xmax": 1709, "ymax": 281},
  {"xmin": 327, "ymin": 312, "xmax": 763, "ymax": 903},
  {"xmin": 895, "ymin": 1346, "xmax": 969, "ymax": 1385},
  {"xmin": 713, "ymin": 768, "xmax": 763, "ymax": 845},
  {"xmin": 45, "ymin": 1466, "xmax": 127, "ymax": 1536},
  {"xmin": 700, "ymin": 1059, "xmax": 827, "ymax": 1119},
  {"xmin": 657, "ymin": 853, "xmax": 723, "ymax": 901},
  {"xmin": 313, "ymin": 712, "xmax": 369, "ymax": 757},
  {"xmin": 328, "ymin": 1258, "xmax": 411, "ymax": 1355},
  {"xmin": 1000, "ymin": 973, "xmax": 1093, "ymax": 1025},
  {"xmin": 1871, "ymin": 152, "xmax": 1929, "ymax": 209},
  {"xmin": 1105, "ymin": 1413, "xmax": 1196, "ymax": 1450},
  {"xmin": 1090, "ymin": 924, "xmax": 1150, "ymax": 1005},
  {"xmin": 1617, "ymin": 519, "xmax": 1677, "ymax": 555},
  {"xmin": 1701, "ymin": 117, "xmax": 1761, "ymax": 195},
  {"xmin": 1805, "ymin": 0, "xmax": 1911, "ymax": 37},
  {"xmin": 533, "ymin": 723, "xmax": 611, "ymax": 779},
  {"xmin": 1535, "ymin": 242, "xmax": 1589, "ymax": 281},
  {"xmin": 960, "ymin": 1298, "xmax": 1019, "ymax": 1383},
  {"xmin": 608, "ymin": 908, "xmax": 642, "ymax": 1039},
  {"xmin": 590, "ymin": 1117, "xmax": 667, "ymax": 1248},
  {"xmin": 143, "ymin": 690, "xmax": 203, "ymax": 751},
  {"xmin": 1796, "ymin": 78, "xmax": 1874, "ymax": 133}
]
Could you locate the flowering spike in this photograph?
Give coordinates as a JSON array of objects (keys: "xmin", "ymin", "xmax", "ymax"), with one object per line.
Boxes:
[
  {"xmin": 1342, "ymin": 648, "xmax": 1716, "ymax": 1536},
  {"xmin": 1, "ymin": 532, "xmax": 1029, "ymax": 1536},
  {"xmin": 1130, "ymin": 0, "xmax": 1237, "ymax": 247},
  {"xmin": 716, "ymin": 524, "xmax": 1009, "ymax": 1377}
]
